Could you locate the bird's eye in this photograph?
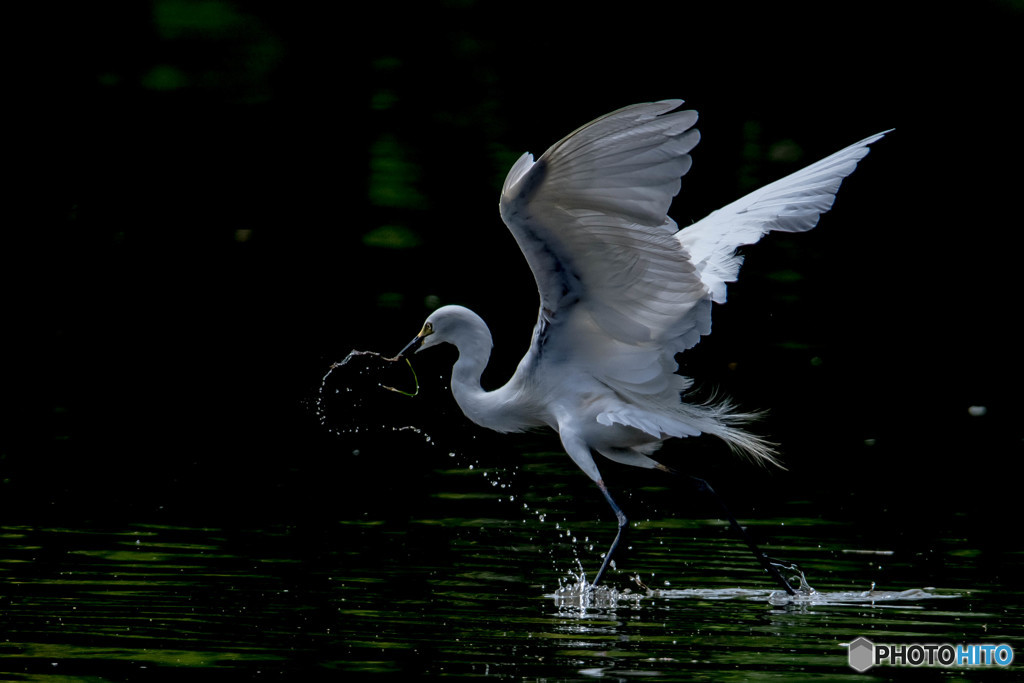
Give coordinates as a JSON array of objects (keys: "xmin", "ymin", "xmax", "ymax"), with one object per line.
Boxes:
[{"xmin": 421, "ymin": 321, "xmax": 434, "ymax": 336}]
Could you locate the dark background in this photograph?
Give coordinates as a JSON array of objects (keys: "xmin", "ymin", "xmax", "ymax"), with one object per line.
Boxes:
[{"xmin": 5, "ymin": 2, "xmax": 1020, "ymax": 532}]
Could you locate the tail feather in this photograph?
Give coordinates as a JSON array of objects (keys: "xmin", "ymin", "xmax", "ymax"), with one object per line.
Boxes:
[{"xmin": 673, "ymin": 394, "xmax": 783, "ymax": 468}]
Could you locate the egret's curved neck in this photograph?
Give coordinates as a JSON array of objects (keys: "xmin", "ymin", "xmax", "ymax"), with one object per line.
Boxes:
[
  {"xmin": 446, "ymin": 312, "xmax": 532, "ymax": 434},
  {"xmin": 448, "ymin": 317, "xmax": 493, "ymax": 421}
]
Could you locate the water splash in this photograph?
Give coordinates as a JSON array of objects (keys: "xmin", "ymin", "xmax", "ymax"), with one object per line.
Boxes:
[
  {"xmin": 551, "ymin": 565, "xmax": 645, "ymax": 613},
  {"xmin": 315, "ymin": 349, "xmax": 420, "ymax": 440},
  {"xmin": 551, "ymin": 571, "xmax": 960, "ymax": 613},
  {"xmin": 764, "ymin": 585, "xmax": 961, "ymax": 608}
]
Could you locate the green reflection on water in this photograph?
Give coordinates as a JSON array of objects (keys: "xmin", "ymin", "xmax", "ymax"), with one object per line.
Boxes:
[{"xmin": 0, "ymin": 497, "xmax": 1020, "ymax": 681}]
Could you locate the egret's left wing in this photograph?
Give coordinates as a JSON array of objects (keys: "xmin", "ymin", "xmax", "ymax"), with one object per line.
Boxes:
[
  {"xmin": 677, "ymin": 130, "xmax": 891, "ymax": 303},
  {"xmin": 499, "ymin": 101, "xmax": 711, "ymax": 397}
]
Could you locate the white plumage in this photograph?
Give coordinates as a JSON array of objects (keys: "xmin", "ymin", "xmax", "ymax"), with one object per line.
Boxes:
[{"xmin": 398, "ymin": 100, "xmax": 889, "ymax": 586}]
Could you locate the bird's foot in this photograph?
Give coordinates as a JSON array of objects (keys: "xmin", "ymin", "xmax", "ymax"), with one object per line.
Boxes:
[{"xmin": 766, "ymin": 557, "xmax": 814, "ymax": 596}]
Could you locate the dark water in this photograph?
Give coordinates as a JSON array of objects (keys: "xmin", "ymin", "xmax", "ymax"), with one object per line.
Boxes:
[{"xmin": 2, "ymin": 446, "xmax": 1022, "ymax": 681}]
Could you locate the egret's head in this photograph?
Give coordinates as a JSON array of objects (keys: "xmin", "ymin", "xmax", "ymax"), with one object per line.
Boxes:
[{"xmin": 396, "ymin": 305, "xmax": 490, "ymax": 358}]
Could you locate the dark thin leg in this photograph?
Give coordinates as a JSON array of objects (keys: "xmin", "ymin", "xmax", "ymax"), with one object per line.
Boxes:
[
  {"xmin": 683, "ymin": 474, "xmax": 798, "ymax": 596},
  {"xmin": 590, "ymin": 479, "xmax": 628, "ymax": 587}
]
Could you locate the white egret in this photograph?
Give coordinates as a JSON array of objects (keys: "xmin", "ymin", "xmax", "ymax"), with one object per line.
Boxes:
[{"xmin": 397, "ymin": 100, "xmax": 889, "ymax": 590}]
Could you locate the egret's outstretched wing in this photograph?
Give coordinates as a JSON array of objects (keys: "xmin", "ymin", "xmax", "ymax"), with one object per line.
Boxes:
[
  {"xmin": 678, "ymin": 130, "xmax": 891, "ymax": 303},
  {"xmin": 498, "ymin": 99, "xmax": 888, "ymax": 416},
  {"xmin": 499, "ymin": 101, "xmax": 709, "ymax": 398}
]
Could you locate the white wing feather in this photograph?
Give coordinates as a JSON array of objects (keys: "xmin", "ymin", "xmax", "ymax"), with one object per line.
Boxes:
[
  {"xmin": 499, "ymin": 101, "xmax": 708, "ymax": 398},
  {"xmin": 678, "ymin": 130, "xmax": 891, "ymax": 303}
]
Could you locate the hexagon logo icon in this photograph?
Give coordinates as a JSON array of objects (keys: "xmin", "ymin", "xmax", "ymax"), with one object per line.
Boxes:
[{"xmin": 848, "ymin": 637, "xmax": 875, "ymax": 672}]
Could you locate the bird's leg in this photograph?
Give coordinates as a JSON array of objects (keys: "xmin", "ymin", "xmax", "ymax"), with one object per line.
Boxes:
[
  {"xmin": 689, "ymin": 475, "xmax": 798, "ymax": 595},
  {"xmin": 590, "ymin": 479, "xmax": 628, "ymax": 587},
  {"xmin": 661, "ymin": 468, "xmax": 798, "ymax": 596}
]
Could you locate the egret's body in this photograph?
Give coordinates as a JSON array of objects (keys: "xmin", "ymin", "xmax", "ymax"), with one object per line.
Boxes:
[{"xmin": 399, "ymin": 100, "xmax": 889, "ymax": 587}]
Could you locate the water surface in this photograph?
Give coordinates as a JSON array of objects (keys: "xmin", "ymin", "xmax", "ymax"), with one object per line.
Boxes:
[{"xmin": 2, "ymin": 450, "xmax": 1020, "ymax": 681}]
